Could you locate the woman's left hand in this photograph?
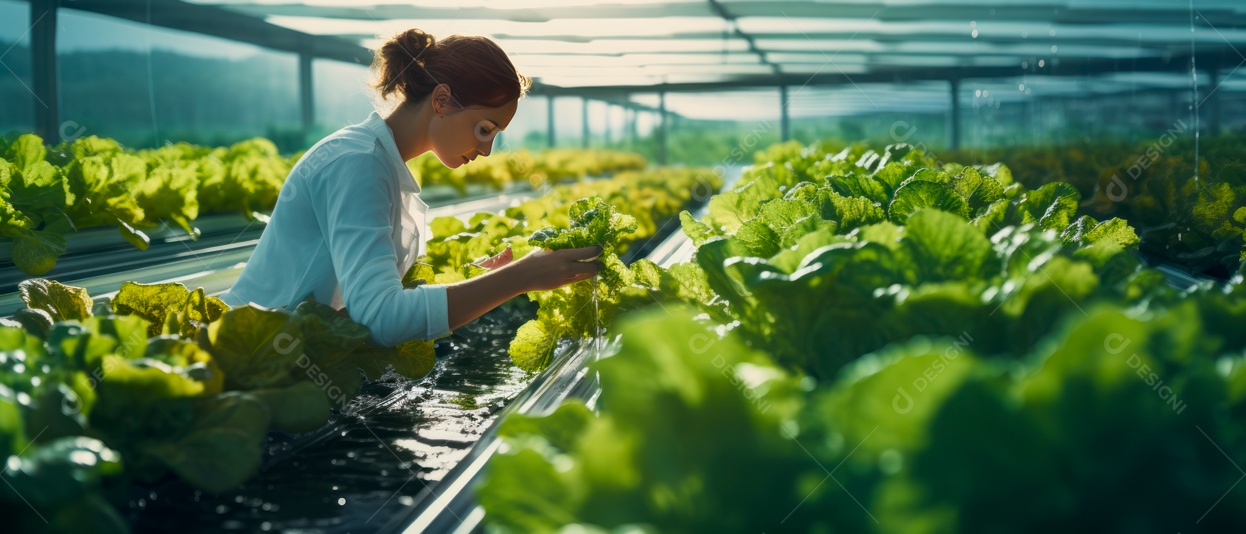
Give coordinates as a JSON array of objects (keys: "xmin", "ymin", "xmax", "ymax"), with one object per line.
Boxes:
[{"xmin": 475, "ymin": 245, "xmax": 514, "ymax": 270}]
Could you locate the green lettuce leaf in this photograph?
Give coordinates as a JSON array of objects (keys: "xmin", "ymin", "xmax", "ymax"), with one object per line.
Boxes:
[
  {"xmin": 888, "ymin": 179, "xmax": 971, "ymax": 224},
  {"xmin": 18, "ymin": 279, "xmax": 93, "ymax": 323},
  {"xmin": 1016, "ymin": 182, "xmax": 1080, "ymax": 231}
]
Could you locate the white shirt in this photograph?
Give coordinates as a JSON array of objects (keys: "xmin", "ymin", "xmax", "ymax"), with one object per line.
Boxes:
[{"xmin": 220, "ymin": 112, "xmax": 450, "ymax": 346}]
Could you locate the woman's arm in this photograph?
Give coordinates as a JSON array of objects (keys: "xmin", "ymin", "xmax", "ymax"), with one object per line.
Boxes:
[
  {"xmin": 308, "ymin": 153, "xmax": 602, "ymax": 341},
  {"xmin": 445, "ymin": 245, "xmax": 603, "ymax": 330}
]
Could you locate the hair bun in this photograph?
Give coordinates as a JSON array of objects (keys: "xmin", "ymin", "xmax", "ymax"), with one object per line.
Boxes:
[
  {"xmin": 390, "ymin": 28, "xmax": 436, "ymax": 62},
  {"xmin": 371, "ymin": 29, "xmax": 528, "ymax": 107},
  {"xmin": 374, "ymin": 29, "xmax": 437, "ymax": 100}
]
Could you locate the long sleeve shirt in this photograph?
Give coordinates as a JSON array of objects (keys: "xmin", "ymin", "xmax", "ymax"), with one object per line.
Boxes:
[{"xmin": 220, "ymin": 112, "xmax": 450, "ymax": 346}]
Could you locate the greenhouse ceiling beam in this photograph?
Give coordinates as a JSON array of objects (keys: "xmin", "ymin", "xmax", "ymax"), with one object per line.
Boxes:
[
  {"xmin": 463, "ymin": 31, "xmax": 1246, "ymax": 50},
  {"xmin": 1017, "ymin": 83, "xmax": 1245, "ymax": 106},
  {"xmin": 210, "ymin": 2, "xmax": 1246, "ymax": 29},
  {"xmin": 692, "ymin": 82, "xmax": 1246, "ymax": 123},
  {"xmin": 537, "ymin": 50, "xmax": 1242, "ymax": 98},
  {"xmin": 534, "ymin": 90, "xmax": 669, "ymax": 116},
  {"xmin": 62, "ymin": 0, "xmax": 374, "ymax": 65},
  {"xmin": 706, "ymin": 0, "xmax": 782, "ymax": 77}
]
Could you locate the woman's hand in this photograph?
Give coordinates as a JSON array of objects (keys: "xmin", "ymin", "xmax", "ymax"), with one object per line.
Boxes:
[
  {"xmin": 444, "ymin": 245, "xmax": 604, "ymax": 331},
  {"xmin": 474, "ymin": 245, "xmax": 514, "ymax": 270},
  {"xmin": 510, "ymin": 245, "xmax": 604, "ymax": 292}
]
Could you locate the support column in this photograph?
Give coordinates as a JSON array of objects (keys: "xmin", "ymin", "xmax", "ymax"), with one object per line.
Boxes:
[
  {"xmin": 779, "ymin": 85, "xmax": 791, "ymax": 141},
  {"xmin": 31, "ymin": 0, "xmax": 59, "ymax": 141},
  {"xmin": 604, "ymin": 104, "xmax": 612, "ymax": 147},
  {"xmin": 1207, "ymin": 67, "xmax": 1222, "ymax": 136},
  {"xmin": 581, "ymin": 98, "xmax": 590, "ymax": 149},
  {"xmin": 547, "ymin": 95, "xmax": 556, "ymax": 148},
  {"xmin": 298, "ymin": 51, "xmax": 315, "ymax": 142},
  {"xmin": 627, "ymin": 107, "xmax": 636, "ymax": 147},
  {"xmin": 1168, "ymin": 89, "xmax": 1181, "ymax": 123},
  {"xmin": 948, "ymin": 78, "xmax": 962, "ymax": 150},
  {"xmin": 657, "ymin": 92, "xmax": 668, "ymax": 165}
]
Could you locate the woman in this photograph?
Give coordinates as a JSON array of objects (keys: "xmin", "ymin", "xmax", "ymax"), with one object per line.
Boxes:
[{"xmin": 220, "ymin": 29, "xmax": 603, "ymax": 346}]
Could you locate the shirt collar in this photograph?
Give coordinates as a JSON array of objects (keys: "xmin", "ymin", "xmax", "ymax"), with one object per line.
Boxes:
[{"xmin": 364, "ymin": 111, "xmax": 421, "ymax": 193}]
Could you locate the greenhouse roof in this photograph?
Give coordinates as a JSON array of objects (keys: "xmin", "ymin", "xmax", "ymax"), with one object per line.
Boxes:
[
  {"xmin": 172, "ymin": 0, "xmax": 1245, "ymax": 96},
  {"xmin": 19, "ymin": 0, "xmax": 1246, "ymax": 130}
]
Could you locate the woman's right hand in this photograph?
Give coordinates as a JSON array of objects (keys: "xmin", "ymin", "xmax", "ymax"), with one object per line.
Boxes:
[{"xmin": 511, "ymin": 245, "xmax": 604, "ymax": 292}]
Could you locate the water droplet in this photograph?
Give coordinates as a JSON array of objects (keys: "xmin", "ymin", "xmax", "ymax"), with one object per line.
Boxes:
[
  {"xmin": 1049, "ymin": 29, "xmax": 1057, "ymax": 37},
  {"xmin": 261, "ymin": 522, "xmax": 272, "ymax": 531},
  {"xmin": 970, "ymin": 21, "xmax": 977, "ymax": 28},
  {"xmin": 215, "ymin": 505, "xmax": 228, "ymax": 514},
  {"xmin": 880, "ymin": 449, "xmax": 904, "ymax": 474},
  {"xmin": 1051, "ymin": 45, "xmax": 1059, "ymax": 54},
  {"xmin": 338, "ymin": 498, "xmax": 347, "ymax": 506},
  {"xmin": 971, "ymin": 29, "xmax": 979, "ymax": 38},
  {"xmin": 1019, "ymin": 84, "xmax": 1026, "ymax": 91},
  {"xmin": 1022, "ymin": 61, "xmax": 1029, "ymax": 69},
  {"xmin": 1038, "ymin": 59, "xmax": 1045, "ymax": 68}
]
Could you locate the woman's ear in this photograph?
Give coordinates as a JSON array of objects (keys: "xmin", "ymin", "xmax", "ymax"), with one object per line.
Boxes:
[{"xmin": 432, "ymin": 83, "xmax": 453, "ymax": 117}]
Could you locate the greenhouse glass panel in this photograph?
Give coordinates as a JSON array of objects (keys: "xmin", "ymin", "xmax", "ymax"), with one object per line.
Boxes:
[
  {"xmin": 0, "ymin": 0, "xmax": 33, "ymax": 135},
  {"xmin": 56, "ymin": 8, "xmax": 301, "ymax": 150}
]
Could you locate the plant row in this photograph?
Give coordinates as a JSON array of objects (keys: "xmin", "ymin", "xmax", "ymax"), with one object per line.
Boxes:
[
  {"xmin": 1, "ymin": 132, "xmax": 647, "ymax": 276},
  {"xmin": 476, "ymin": 141, "xmax": 1246, "ymax": 532},
  {"xmin": 942, "ymin": 133, "xmax": 1246, "ymax": 277},
  {"xmin": 0, "ymin": 164, "xmax": 719, "ymax": 533}
]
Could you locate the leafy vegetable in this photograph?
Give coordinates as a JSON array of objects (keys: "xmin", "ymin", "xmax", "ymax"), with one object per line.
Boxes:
[
  {"xmin": 0, "ymin": 276, "xmax": 446, "ymax": 527},
  {"xmin": 478, "ymin": 139, "xmax": 1246, "ymax": 532},
  {"xmin": 480, "ymin": 307, "xmax": 868, "ymax": 533}
]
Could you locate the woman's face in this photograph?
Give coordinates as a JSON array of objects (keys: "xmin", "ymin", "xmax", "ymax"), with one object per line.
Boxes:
[{"xmin": 429, "ymin": 91, "xmax": 518, "ymax": 169}]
